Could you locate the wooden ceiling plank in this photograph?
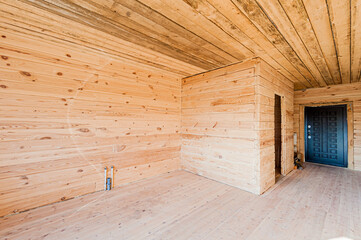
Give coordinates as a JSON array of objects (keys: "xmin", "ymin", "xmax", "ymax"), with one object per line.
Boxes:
[
  {"xmin": 77, "ymin": 0, "xmax": 231, "ymax": 67},
  {"xmin": 254, "ymin": 0, "xmax": 327, "ymax": 87},
  {"xmin": 0, "ymin": 1, "xmax": 204, "ymax": 76},
  {"xmin": 184, "ymin": 0, "xmax": 307, "ymax": 89},
  {"xmin": 180, "ymin": 0, "xmax": 258, "ymax": 55},
  {"xmin": 351, "ymin": 0, "xmax": 361, "ymax": 82},
  {"xmin": 302, "ymin": 0, "xmax": 342, "ymax": 85},
  {"xmin": 139, "ymin": 0, "xmax": 249, "ymax": 62},
  {"xmin": 113, "ymin": 0, "xmax": 239, "ymax": 63},
  {"xmin": 232, "ymin": 0, "xmax": 323, "ymax": 88},
  {"xmin": 3, "ymin": 0, "xmax": 356, "ymax": 89},
  {"xmin": 294, "ymin": 82, "xmax": 306, "ymax": 90},
  {"xmin": 205, "ymin": 0, "xmax": 309, "ymax": 89},
  {"xmin": 143, "ymin": 0, "xmax": 253, "ymax": 60},
  {"xmin": 0, "ymin": 33, "xmax": 185, "ymax": 89},
  {"xmin": 19, "ymin": 0, "xmax": 218, "ymax": 70},
  {"xmin": 327, "ymin": 0, "xmax": 351, "ymax": 84},
  {"xmin": 0, "ymin": 16, "xmax": 197, "ymax": 78},
  {"xmin": 0, "ymin": 22, "xmax": 193, "ymax": 78},
  {"xmin": 70, "ymin": 0, "xmax": 235, "ymax": 66},
  {"xmin": 279, "ymin": 0, "xmax": 335, "ymax": 85}
]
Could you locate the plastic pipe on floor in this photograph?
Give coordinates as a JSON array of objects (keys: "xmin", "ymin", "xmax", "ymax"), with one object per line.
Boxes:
[
  {"xmin": 111, "ymin": 166, "xmax": 114, "ymax": 189},
  {"xmin": 104, "ymin": 167, "xmax": 107, "ymax": 191}
]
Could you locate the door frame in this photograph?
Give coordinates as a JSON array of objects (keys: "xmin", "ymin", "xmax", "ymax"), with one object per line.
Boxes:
[
  {"xmin": 299, "ymin": 102, "xmax": 354, "ymax": 169},
  {"xmin": 274, "ymin": 94, "xmax": 282, "ymax": 178}
]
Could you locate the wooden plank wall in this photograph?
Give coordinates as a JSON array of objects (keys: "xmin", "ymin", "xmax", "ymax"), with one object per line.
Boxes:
[
  {"xmin": 0, "ymin": 2, "xmax": 203, "ymax": 217},
  {"xmin": 256, "ymin": 60, "xmax": 294, "ymax": 193},
  {"xmin": 181, "ymin": 58, "xmax": 294, "ymax": 194},
  {"xmin": 294, "ymin": 83, "xmax": 361, "ymax": 170},
  {"xmin": 181, "ymin": 60, "xmax": 260, "ymax": 194}
]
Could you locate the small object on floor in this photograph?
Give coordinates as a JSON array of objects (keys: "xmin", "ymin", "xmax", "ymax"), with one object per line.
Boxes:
[{"xmin": 294, "ymin": 152, "xmax": 304, "ymax": 170}]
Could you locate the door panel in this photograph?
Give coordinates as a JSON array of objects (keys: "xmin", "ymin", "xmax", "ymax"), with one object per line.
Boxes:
[{"xmin": 305, "ymin": 105, "xmax": 347, "ymax": 167}]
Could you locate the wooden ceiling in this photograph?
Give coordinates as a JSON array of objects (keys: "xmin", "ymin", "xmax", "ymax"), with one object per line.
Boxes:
[{"xmin": 10, "ymin": 0, "xmax": 361, "ymax": 89}]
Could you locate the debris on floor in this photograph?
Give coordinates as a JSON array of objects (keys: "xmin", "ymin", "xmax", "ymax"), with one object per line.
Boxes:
[{"xmin": 294, "ymin": 152, "xmax": 304, "ymax": 170}]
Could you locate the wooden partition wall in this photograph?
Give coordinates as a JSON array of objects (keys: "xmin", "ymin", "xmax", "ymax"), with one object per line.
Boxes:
[
  {"xmin": 294, "ymin": 82, "xmax": 361, "ymax": 170},
  {"xmin": 0, "ymin": 2, "xmax": 204, "ymax": 217},
  {"xmin": 256, "ymin": 60, "xmax": 294, "ymax": 192},
  {"xmin": 181, "ymin": 58, "xmax": 294, "ymax": 194}
]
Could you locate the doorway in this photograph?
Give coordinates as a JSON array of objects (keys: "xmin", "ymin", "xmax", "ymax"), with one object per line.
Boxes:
[
  {"xmin": 274, "ymin": 95, "xmax": 282, "ymax": 180},
  {"xmin": 305, "ymin": 105, "xmax": 348, "ymax": 167}
]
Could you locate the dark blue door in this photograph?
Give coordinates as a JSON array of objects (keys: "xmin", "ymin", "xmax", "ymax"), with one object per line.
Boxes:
[{"xmin": 305, "ymin": 105, "xmax": 347, "ymax": 167}]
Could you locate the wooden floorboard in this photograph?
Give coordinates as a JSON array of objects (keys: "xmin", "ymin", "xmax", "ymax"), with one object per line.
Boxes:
[{"xmin": 0, "ymin": 163, "xmax": 360, "ymax": 240}]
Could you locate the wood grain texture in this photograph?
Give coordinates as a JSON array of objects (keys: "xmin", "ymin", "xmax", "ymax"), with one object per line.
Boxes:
[
  {"xmin": 327, "ymin": 0, "xmax": 351, "ymax": 84},
  {"xmin": 1, "ymin": 165, "xmax": 360, "ymax": 239},
  {"xmin": 1, "ymin": 0, "xmax": 360, "ymax": 220},
  {"xmin": 254, "ymin": 0, "xmax": 326, "ymax": 87},
  {"xmin": 181, "ymin": 58, "xmax": 294, "ymax": 194},
  {"xmin": 294, "ymin": 82, "xmax": 361, "ymax": 170},
  {"xmin": 351, "ymin": 0, "xmax": 361, "ymax": 82},
  {"xmin": 256, "ymin": 60, "xmax": 294, "ymax": 192},
  {"xmin": 277, "ymin": 0, "xmax": 334, "ymax": 85},
  {"xmin": 0, "ymin": 2, "xmax": 209, "ymax": 216},
  {"xmin": 2, "ymin": 0, "xmax": 359, "ymax": 90},
  {"xmin": 181, "ymin": 60, "xmax": 259, "ymax": 193},
  {"xmin": 0, "ymin": 0, "xmax": 204, "ymax": 76},
  {"xmin": 302, "ymin": 0, "xmax": 342, "ymax": 85}
]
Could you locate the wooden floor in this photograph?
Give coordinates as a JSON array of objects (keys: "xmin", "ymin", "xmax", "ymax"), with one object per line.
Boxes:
[{"xmin": 0, "ymin": 163, "xmax": 360, "ymax": 240}]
